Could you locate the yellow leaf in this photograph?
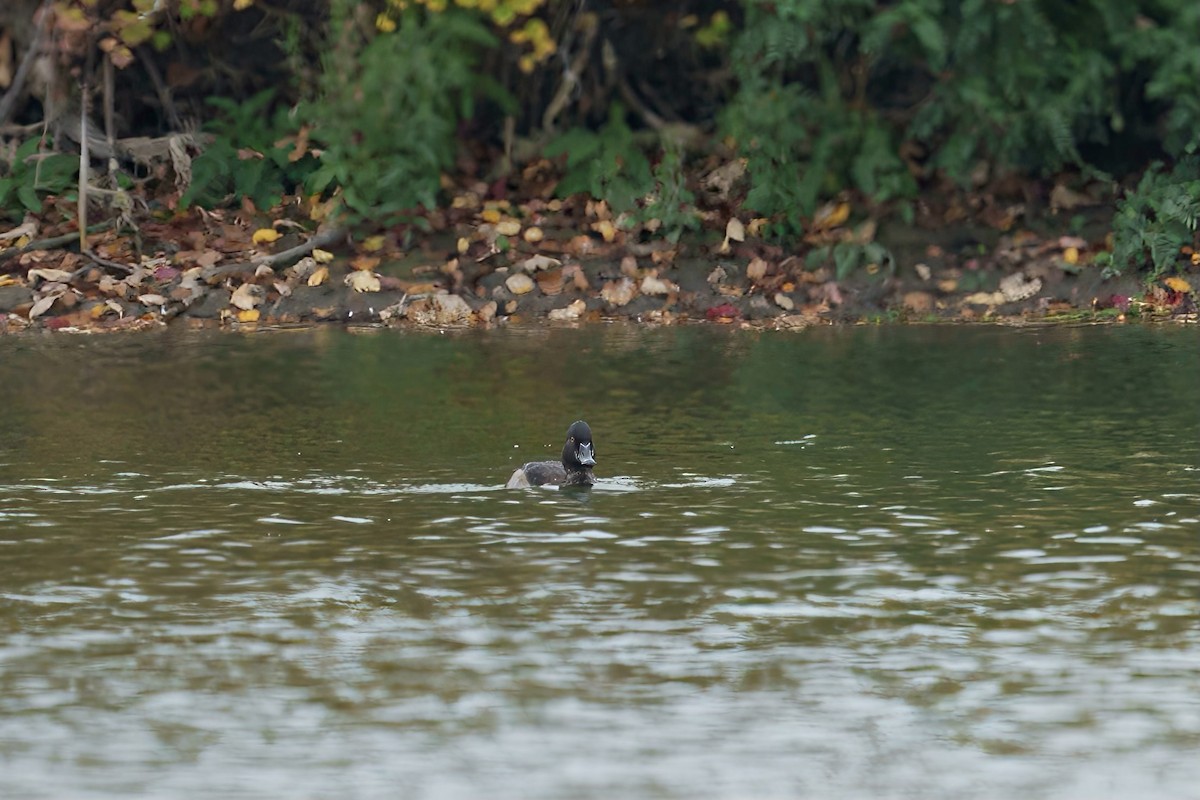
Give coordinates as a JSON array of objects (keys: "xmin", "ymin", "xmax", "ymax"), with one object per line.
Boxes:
[
  {"xmin": 0, "ymin": 275, "xmax": 16, "ymax": 287},
  {"xmin": 480, "ymin": 208, "xmax": 503, "ymax": 224},
  {"xmin": 307, "ymin": 265, "xmax": 329, "ymax": 287},
  {"xmin": 345, "ymin": 270, "xmax": 381, "ymax": 293},
  {"xmin": 812, "ymin": 202, "xmax": 850, "ymax": 231},
  {"xmin": 375, "ymin": 13, "xmax": 396, "ymax": 33},
  {"xmin": 457, "ymin": 237, "xmax": 470, "ymax": 254},
  {"xmin": 362, "ymin": 235, "xmax": 386, "ymax": 252},
  {"xmin": 523, "ymin": 226, "xmax": 544, "ymax": 243},
  {"xmin": 496, "ymin": 220, "xmax": 522, "ymax": 237},
  {"xmin": 592, "ymin": 219, "xmax": 617, "ymax": 243},
  {"xmin": 1063, "ymin": 246, "xmax": 1079, "ymax": 265},
  {"xmin": 233, "ymin": 0, "xmax": 254, "ymax": 9},
  {"xmin": 312, "ymin": 248, "xmax": 334, "ymax": 264},
  {"xmin": 1164, "ymin": 276, "xmax": 1192, "ymax": 293},
  {"xmin": 252, "ymin": 228, "xmax": 281, "ymax": 245},
  {"xmin": 236, "ymin": 308, "xmax": 260, "ymax": 323}
]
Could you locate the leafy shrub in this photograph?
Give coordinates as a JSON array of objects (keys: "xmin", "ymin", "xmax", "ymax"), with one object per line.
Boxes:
[
  {"xmin": 1105, "ymin": 157, "xmax": 1199, "ymax": 277},
  {"xmin": 723, "ymin": 0, "xmax": 1200, "ymax": 246},
  {"xmin": 545, "ymin": 103, "xmax": 652, "ymax": 213},
  {"xmin": 180, "ymin": 90, "xmax": 316, "ymax": 210},
  {"xmin": 306, "ymin": 3, "xmax": 504, "ymax": 219},
  {"xmin": 639, "ymin": 142, "xmax": 701, "ymax": 243},
  {"xmin": 0, "ymin": 138, "xmax": 78, "ymax": 219},
  {"xmin": 721, "ymin": 2, "xmax": 917, "ymax": 236}
]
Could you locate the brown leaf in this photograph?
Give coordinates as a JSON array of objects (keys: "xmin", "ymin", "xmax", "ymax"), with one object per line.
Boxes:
[
  {"xmin": 230, "ymin": 282, "xmax": 264, "ymax": 310},
  {"xmin": 537, "ymin": 269, "xmax": 564, "ymax": 296},
  {"xmin": 601, "ymin": 277, "xmax": 637, "ymax": 306}
]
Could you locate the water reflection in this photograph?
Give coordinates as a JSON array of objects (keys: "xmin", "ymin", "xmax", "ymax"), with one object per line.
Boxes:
[{"xmin": 1, "ymin": 325, "xmax": 1198, "ymax": 799}]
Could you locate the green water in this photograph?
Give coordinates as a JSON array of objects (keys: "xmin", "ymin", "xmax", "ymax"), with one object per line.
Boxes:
[{"xmin": 1, "ymin": 325, "xmax": 1198, "ymax": 799}]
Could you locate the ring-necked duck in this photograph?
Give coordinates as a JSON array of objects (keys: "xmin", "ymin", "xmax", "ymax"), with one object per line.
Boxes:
[{"xmin": 506, "ymin": 420, "xmax": 596, "ymax": 488}]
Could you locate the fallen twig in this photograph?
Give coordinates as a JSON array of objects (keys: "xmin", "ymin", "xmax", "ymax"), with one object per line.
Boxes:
[
  {"xmin": 201, "ymin": 226, "xmax": 347, "ymax": 282},
  {"xmin": 0, "ymin": 220, "xmax": 115, "ymax": 265}
]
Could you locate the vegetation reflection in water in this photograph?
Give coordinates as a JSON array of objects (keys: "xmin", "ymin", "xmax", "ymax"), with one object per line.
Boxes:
[{"xmin": 0, "ymin": 325, "xmax": 1197, "ymax": 800}]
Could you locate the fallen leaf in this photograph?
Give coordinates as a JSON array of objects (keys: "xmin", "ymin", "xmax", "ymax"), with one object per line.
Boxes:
[
  {"xmin": 137, "ymin": 293, "xmax": 167, "ymax": 306},
  {"xmin": 307, "ymin": 265, "xmax": 329, "ymax": 286},
  {"xmin": 252, "ymin": 228, "xmax": 281, "ymax": 245},
  {"xmin": 345, "ymin": 271, "xmax": 381, "ymax": 292},
  {"xmin": 811, "ymin": 202, "xmax": 850, "ymax": 232},
  {"xmin": 601, "ymin": 277, "xmax": 637, "ymax": 306},
  {"xmin": 230, "ymin": 282, "xmax": 264, "ymax": 310},
  {"xmin": 548, "ymin": 299, "xmax": 587, "ymax": 321},
  {"xmin": 1063, "ymin": 247, "xmax": 1079, "ymax": 265},
  {"xmin": 640, "ymin": 274, "xmax": 677, "ymax": 296},
  {"xmin": 720, "ymin": 218, "xmax": 745, "ymax": 253},
  {"xmin": 312, "ymin": 248, "xmax": 334, "ymax": 263},
  {"xmin": 480, "ymin": 208, "xmax": 503, "ymax": 224},
  {"xmin": 457, "ymin": 237, "xmax": 470, "ymax": 254},
  {"xmin": 902, "ymin": 291, "xmax": 934, "ymax": 313},
  {"xmin": 496, "ymin": 220, "xmax": 522, "ymax": 237},
  {"xmin": 746, "ymin": 257, "xmax": 769, "ymax": 283},
  {"xmin": 506, "ymin": 273, "xmax": 535, "ymax": 295},
  {"xmin": 28, "ymin": 294, "xmax": 58, "ymax": 319},
  {"xmin": 1164, "ymin": 276, "xmax": 1192, "ymax": 293},
  {"xmin": 27, "ymin": 268, "xmax": 74, "ymax": 283},
  {"xmin": 620, "ymin": 255, "xmax": 639, "ymax": 277},
  {"xmin": 706, "ymin": 302, "xmax": 740, "ymax": 321},
  {"xmin": 237, "ymin": 308, "xmax": 260, "ymax": 322},
  {"xmin": 350, "ymin": 255, "xmax": 380, "ymax": 272},
  {"xmin": 362, "ymin": 235, "xmax": 386, "ymax": 252},
  {"xmin": 592, "ymin": 219, "xmax": 618, "ymax": 243},
  {"xmin": 520, "ymin": 254, "xmax": 561, "ymax": 272},
  {"xmin": 774, "ymin": 292, "xmax": 794, "ymax": 311},
  {"xmin": 523, "ymin": 226, "xmax": 544, "ymax": 243},
  {"xmin": 563, "ymin": 263, "xmax": 589, "ymax": 290},
  {"xmin": 0, "ymin": 219, "xmax": 38, "ymax": 243},
  {"xmin": 537, "ymin": 269, "xmax": 564, "ymax": 296}
]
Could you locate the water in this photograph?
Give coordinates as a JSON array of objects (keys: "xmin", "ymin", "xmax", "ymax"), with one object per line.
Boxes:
[{"xmin": 1, "ymin": 324, "xmax": 1198, "ymax": 799}]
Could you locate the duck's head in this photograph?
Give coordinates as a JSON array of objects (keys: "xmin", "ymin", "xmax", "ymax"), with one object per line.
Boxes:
[{"xmin": 561, "ymin": 420, "xmax": 596, "ymax": 470}]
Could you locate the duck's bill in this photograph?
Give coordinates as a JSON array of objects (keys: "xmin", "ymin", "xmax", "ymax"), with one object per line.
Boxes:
[{"xmin": 577, "ymin": 442, "xmax": 596, "ymax": 466}]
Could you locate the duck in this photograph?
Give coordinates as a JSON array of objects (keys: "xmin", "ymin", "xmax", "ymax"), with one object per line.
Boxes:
[{"xmin": 506, "ymin": 420, "xmax": 596, "ymax": 488}]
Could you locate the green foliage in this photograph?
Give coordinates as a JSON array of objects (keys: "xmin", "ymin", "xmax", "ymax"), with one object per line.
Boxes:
[
  {"xmin": 180, "ymin": 90, "xmax": 316, "ymax": 210},
  {"xmin": 1107, "ymin": 158, "xmax": 1200, "ymax": 277},
  {"xmin": 721, "ymin": 2, "xmax": 916, "ymax": 236},
  {"xmin": 545, "ymin": 103, "xmax": 652, "ymax": 213},
  {"xmin": 724, "ymin": 0, "xmax": 1200, "ymax": 251},
  {"xmin": 0, "ymin": 138, "xmax": 78, "ymax": 219},
  {"xmin": 806, "ymin": 240, "xmax": 893, "ymax": 281},
  {"xmin": 639, "ymin": 143, "xmax": 701, "ymax": 243},
  {"xmin": 308, "ymin": 4, "xmax": 504, "ymax": 219}
]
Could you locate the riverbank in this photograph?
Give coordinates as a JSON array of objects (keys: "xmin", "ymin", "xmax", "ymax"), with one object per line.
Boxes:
[{"xmin": 1, "ymin": 210, "xmax": 1196, "ymax": 333}]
